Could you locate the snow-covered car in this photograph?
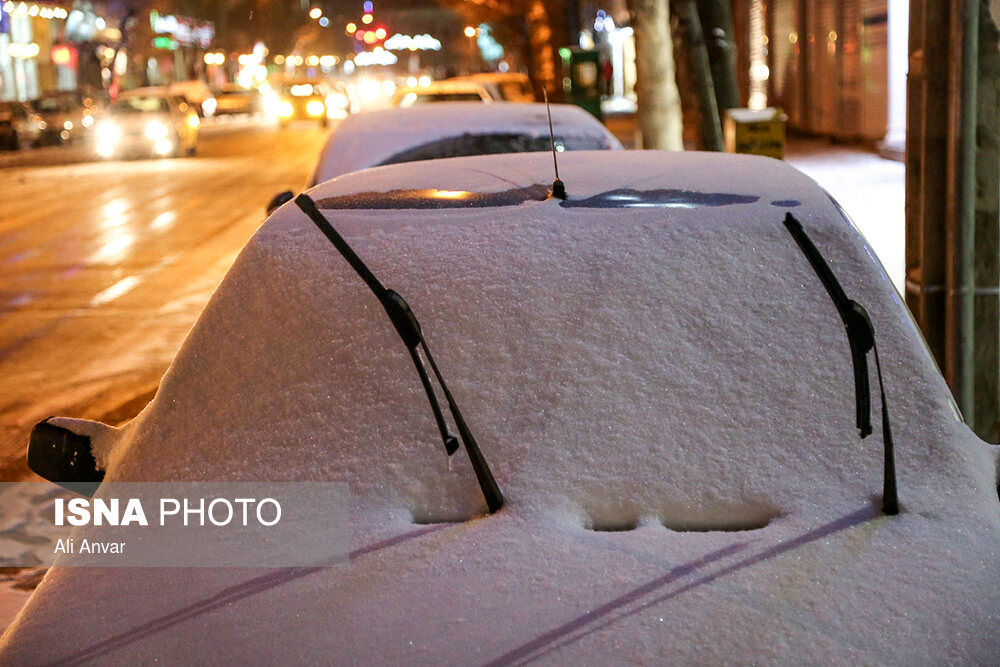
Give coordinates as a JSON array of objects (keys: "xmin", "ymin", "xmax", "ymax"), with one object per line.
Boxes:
[
  {"xmin": 4, "ymin": 151, "xmax": 999, "ymax": 664},
  {"xmin": 94, "ymin": 88, "xmax": 200, "ymax": 159},
  {"xmin": 304, "ymin": 101, "xmax": 622, "ymax": 189}
]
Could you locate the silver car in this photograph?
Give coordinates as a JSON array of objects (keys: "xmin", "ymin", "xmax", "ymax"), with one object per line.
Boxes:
[{"xmin": 94, "ymin": 88, "xmax": 200, "ymax": 159}]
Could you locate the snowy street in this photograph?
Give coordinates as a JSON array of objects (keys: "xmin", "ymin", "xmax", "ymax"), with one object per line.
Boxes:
[{"xmin": 0, "ymin": 119, "xmax": 328, "ymax": 481}]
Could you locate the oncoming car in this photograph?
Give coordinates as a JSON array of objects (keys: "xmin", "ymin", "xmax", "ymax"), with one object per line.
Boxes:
[
  {"xmin": 5, "ymin": 151, "xmax": 998, "ymax": 664},
  {"xmin": 270, "ymin": 81, "xmax": 342, "ymax": 126},
  {"xmin": 95, "ymin": 88, "xmax": 199, "ymax": 159}
]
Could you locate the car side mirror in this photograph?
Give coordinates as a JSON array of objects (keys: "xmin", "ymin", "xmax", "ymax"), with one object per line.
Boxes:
[
  {"xmin": 27, "ymin": 419, "xmax": 103, "ymax": 496},
  {"xmin": 267, "ymin": 190, "xmax": 295, "ymax": 216}
]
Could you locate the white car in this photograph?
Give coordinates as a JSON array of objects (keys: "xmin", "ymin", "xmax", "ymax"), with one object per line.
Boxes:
[
  {"xmin": 307, "ymin": 102, "xmax": 622, "ymax": 187},
  {"xmin": 95, "ymin": 88, "xmax": 200, "ymax": 159},
  {"xmin": 451, "ymin": 72, "xmax": 536, "ymax": 102},
  {"xmin": 4, "ymin": 151, "xmax": 999, "ymax": 664},
  {"xmin": 391, "ymin": 79, "xmax": 494, "ymax": 107}
]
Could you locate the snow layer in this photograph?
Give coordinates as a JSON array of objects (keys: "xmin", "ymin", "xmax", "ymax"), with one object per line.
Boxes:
[
  {"xmin": 309, "ymin": 102, "xmax": 622, "ymax": 185},
  {"xmin": 2, "ymin": 151, "xmax": 998, "ymax": 664}
]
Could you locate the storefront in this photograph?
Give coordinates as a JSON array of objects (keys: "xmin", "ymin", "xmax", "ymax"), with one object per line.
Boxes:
[{"xmin": 0, "ymin": 2, "xmax": 120, "ymax": 101}]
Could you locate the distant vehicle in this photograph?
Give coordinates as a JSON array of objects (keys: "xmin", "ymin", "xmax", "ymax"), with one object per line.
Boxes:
[
  {"xmin": 29, "ymin": 91, "xmax": 99, "ymax": 145},
  {"xmin": 0, "ymin": 102, "xmax": 25, "ymax": 150},
  {"xmin": 168, "ymin": 79, "xmax": 214, "ymax": 117},
  {"xmin": 0, "ymin": 101, "xmax": 46, "ymax": 149},
  {"xmin": 206, "ymin": 85, "xmax": 262, "ymax": 117},
  {"xmin": 305, "ymin": 102, "xmax": 622, "ymax": 189},
  {"xmin": 270, "ymin": 81, "xmax": 334, "ymax": 126},
  {"xmin": 451, "ymin": 72, "xmax": 536, "ymax": 102},
  {"xmin": 391, "ymin": 79, "xmax": 494, "ymax": 107},
  {"xmin": 9, "ymin": 151, "xmax": 999, "ymax": 664},
  {"xmin": 94, "ymin": 88, "xmax": 199, "ymax": 159}
]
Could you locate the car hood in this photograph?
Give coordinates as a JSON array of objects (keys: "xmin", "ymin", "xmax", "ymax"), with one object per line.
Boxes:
[{"xmin": 2, "ymin": 151, "xmax": 998, "ymax": 664}]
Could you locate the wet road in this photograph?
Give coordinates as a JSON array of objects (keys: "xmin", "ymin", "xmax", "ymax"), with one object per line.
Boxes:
[{"xmin": 0, "ymin": 120, "xmax": 330, "ymax": 480}]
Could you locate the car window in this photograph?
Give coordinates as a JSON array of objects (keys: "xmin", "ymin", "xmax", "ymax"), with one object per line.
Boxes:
[
  {"xmin": 377, "ymin": 133, "xmax": 611, "ymax": 166},
  {"xmin": 110, "ymin": 96, "xmax": 170, "ymax": 113},
  {"xmin": 403, "ymin": 92, "xmax": 485, "ymax": 106},
  {"xmin": 34, "ymin": 97, "xmax": 63, "ymax": 112}
]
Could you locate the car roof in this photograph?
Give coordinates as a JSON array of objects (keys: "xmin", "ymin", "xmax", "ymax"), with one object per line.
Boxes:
[
  {"xmin": 2, "ymin": 151, "xmax": 995, "ymax": 664},
  {"xmin": 310, "ymin": 102, "xmax": 622, "ymax": 184}
]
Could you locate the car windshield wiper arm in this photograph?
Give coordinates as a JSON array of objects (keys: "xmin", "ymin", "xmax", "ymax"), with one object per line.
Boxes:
[
  {"xmin": 294, "ymin": 193, "xmax": 504, "ymax": 514},
  {"xmin": 782, "ymin": 213, "xmax": 898, "ymax": 515}
]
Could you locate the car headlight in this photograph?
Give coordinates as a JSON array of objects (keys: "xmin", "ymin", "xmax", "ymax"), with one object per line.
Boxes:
[
  {"xmin": 96, "ymin": 122, "xmax": 120, "ymax": 143},
  {"xmin": 202, "ymin": 97, "xmax": 217, "ymax": 116},
  {"xmin": 81, "ymin": 114, "xmax": 94, "ymax": 128},
  {"xmin": 306, "ymin": 100, "xmax": 324, "ymax": 117},
  {"xmin": 278, "ymin": 100, "xmax": 294, "ymax": 118},
  {"xmin": 188, "ymin": 114, "xmax": 200, "ymax": 129},
  {"xmin": 145, "ymin": 121, "xmax": 169, "ymax": 140},
  {"xmin": 327, "ymin": 93, "xmax": 349, "ymax": 109}
]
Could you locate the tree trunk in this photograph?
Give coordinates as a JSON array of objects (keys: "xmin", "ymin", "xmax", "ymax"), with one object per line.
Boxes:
[
  {"xmin": 627, "ymin": 0, "xmax": 684, "ymax": 150},
  {"xmin": 698, "ymin": 0, "xmax": 741, "ymax": 115},
  {"xmin": 674, "ymin": 0, "xmax": 724, "ymax": 151},
  {"xmin": 525, "ymin": 0, "xmax": 567, "ymax": 100}
]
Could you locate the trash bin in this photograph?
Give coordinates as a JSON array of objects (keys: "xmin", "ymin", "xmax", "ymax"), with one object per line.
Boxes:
[
  {"xmin": 564, "ymin": 48, "xmax": 603, "ymax": 122},
  {"xmin": 723, "ymin": 108, "xmax": 788, "ymax": 159}
]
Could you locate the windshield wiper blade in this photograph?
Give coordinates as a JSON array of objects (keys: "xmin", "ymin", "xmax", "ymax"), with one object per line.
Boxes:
[
  {"xmin": 782, "ymin": 213, "xmax": 898, "ymax": 515},
  {"xmin": 294, "ymin": 193, "xmax": 504, "ymax": 514}
]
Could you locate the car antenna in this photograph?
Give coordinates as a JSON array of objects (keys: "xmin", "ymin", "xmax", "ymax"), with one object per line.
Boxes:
[
  {"xmin": 782, "ymin": 212, "xmax": 898, "ymax": 515},
  {"xmin": 543, "ymin": 89, "xmax": 567, "ymax": 200},
  {"xmin": 293, "ymin": 193, "xmax": 504, "ymax": 514}
]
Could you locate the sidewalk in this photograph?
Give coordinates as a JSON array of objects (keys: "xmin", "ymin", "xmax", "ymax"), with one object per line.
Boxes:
[
  {"xmin": 785, "ymin": 137, "xmax": 905, "ymax": 292},
  {"xmin": 604, "ymin": 114, "xmax": 905, "ymax": 292}
]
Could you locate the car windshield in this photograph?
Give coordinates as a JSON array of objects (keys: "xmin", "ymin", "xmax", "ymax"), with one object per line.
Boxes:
[
  {"xmin": 110, "ymin": 96, "xmax": 170, "ymax": 113},
  {"xmin": 33, "ymin": 97, "xmax": 66, "ymax": 112}
]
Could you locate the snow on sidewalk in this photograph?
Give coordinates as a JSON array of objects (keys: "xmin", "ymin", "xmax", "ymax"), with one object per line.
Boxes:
[{"xmin": 785, "ymin": 138, "xmax": 905, "ymax": 293}]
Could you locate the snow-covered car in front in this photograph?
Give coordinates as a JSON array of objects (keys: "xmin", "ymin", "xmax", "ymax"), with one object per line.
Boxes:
[
  {"xmin": 3, "ymin": 151, "xmax": 998, "ymax": 664},
  {"xmin": 95, "ymin": 88, "xmax": 199, "ymax": 159},
  {"xmin": 267, "ymin": 101, "xmax": 623, "ymax": 214},
  {"xmin": 306, "ymin": 100, "xmax": 619, "ymax": 189}
]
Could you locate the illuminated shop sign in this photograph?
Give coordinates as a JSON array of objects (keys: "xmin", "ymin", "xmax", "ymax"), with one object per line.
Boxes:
[{"xmin": 149, "ymin": 10, "xmax": 214, "ymax": 48}]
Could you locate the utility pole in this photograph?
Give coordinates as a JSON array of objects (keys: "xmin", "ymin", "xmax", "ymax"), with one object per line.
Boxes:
[
  {"xmin": 673, "ymin": 0, "xmax": 724, "ymax": 151},
  {"xmin": 627, "ymin": 0, "xmax": 683, "ymax": 149},
  {"xmin": 906, "ymin": 0, "xmax": 1000, "ymax": 441},
  {"xmin": 697, "ymin": 0, "xmax": 740, "ymax": 117}
]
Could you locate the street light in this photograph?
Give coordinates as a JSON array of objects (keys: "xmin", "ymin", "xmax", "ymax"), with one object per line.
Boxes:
[
  {"xmin": 464, "ymin": 25, "xmax": 477, "ymax": 38},
  {"xmin": 309, "ymin": 7, "xmax": 322, "ymax": 19}
]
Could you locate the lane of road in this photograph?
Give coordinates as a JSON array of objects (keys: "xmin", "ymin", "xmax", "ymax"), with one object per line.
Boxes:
[{"xmin": 0, "ymin": 120, "xmax": 330, "ymax": 479}]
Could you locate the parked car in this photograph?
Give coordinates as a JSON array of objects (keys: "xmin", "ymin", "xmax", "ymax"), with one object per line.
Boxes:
[
  {"xmin": 0, "ymin": 101, "xmax": 44, "ymax": 149},
  {"xmin": 206, "ymin": 85, "xmax": 262, "ymax": 117},
  {"xmin": 302, "ymin": 101, "xmax": 622, "ymax": 191},
  {"xmin": 29, "ymin": 91, "xmax": 99, "ymax": 145},
  {"xmin": 168, "ymin": 79, "xmax": 214, "ymax": 117},
  {"xmin": 391, "ymin": 79, "xmax": 494, "ymax": 107},
  {"xmin": 451, "ymin": 72, "xmax": 536, "ymax": 102},
  {"xmin": 0, "ymin": 102, "xmax": 20, "ymax": 150},
  {"xmin": 5, "ymin": 150, "xmax": 998, "ymax": 664},
  {"xmin": 94, "ymin": 88, "xmax": 199, "ymax": 159}
]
